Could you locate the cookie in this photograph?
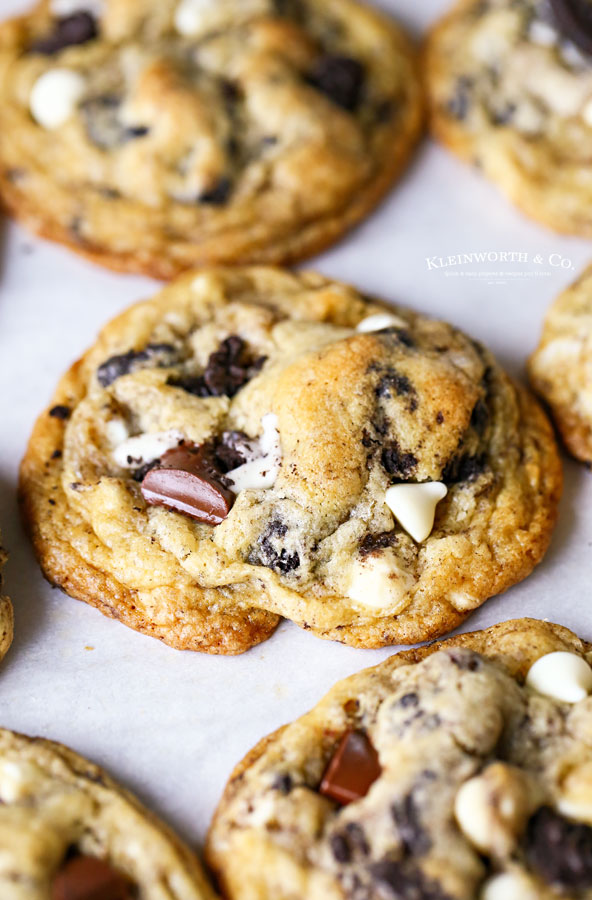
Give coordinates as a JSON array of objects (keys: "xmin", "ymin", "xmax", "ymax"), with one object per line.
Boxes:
[
  {"xmin": 0, "ymin": 535, "xmax": 13, "ymax": 662},
  {"xmin": 425, "ymin": 0, "xmax": 592, "ymax": 237},
  {"xmin": 0, "ymin": 727, "xmax": 215, "ymax": 898},
  {"xmin": 19, "ymin": 267, "xmax": 562, "ymax": 653},
  {"xmin": 207, "ymin": 618, "xmax": 592, "ymax": 900},
  {"xmin": 0, "ymin": 0, "xmax": 422, "ymax": 279},
  {"xmin": 529, "ymin": 264, "xmax": 592, "ymax": 465}
]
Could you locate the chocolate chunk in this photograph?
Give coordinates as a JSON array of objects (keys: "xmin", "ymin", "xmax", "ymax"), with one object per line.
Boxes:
[
  {"xmin": 198, "ymin": 177, "xmax": 232, "ymax": 205},
  {"xmin": 273, "ymin": 773, "xmax": 293, "ymax": 794},
  {"xmin": 320, "ymin": 730, "xmax": 381, "ymax": 805},
  {"xmin": 392, "ymin": 794, "xmax": 431, "ymax": 855},
  {"xmin": 442, "ymin": 453, "xmax": 486, "ymax": 484},
  {"xmin": 307, "ymin": 55, "xmax": 365, "ymax": 111},
  {"xmin": 97, "ymin": 344, "xmax": 176, "ymax": 388},
  {"xmin": 330, "ymin": 834, "xmax": 352, "ymax": 863},
  {"xmin": 526, "ymin": 806, "xmax": 592, "ymax": 890},
  {"xmin": 51, "ymin": 854, "xmax": 133, "ymax": 900},
  {"xmin": 214, "ymin": 431, "xmax": 255, "ymax": 472},
  {"xmin": 550, "ymin": 0, "xmax": 592, "ymax": 54},
  {"xmin": 169, "ymin": 338, "xmax": 265, "ymax": 399},
  {"xmin": 397, "ymin": 692, "xmax": 419, "ymax": 708},
  {"xmin": 31, "ymin": 12, "xmax": 97, "ymax": 55},
  {"xmin": 447, "ymin": 76, "xmax": 473, "ymax": 120},
  {"xmin": 141, "ymin": 444, "xmax": 234, "ymax": 525},
  {"xmin": 49, "ymin": 405, "xmax": 71, "ymax": 420},
  {"xmin": 381, "ymin": 443, "xmax": 418, "ymax": 480},
  {"xmin": 369, "ymin": 859, "xmax": 451, "ymax": 899},
  {"xmin": 359, "ymin": 531, "xmax": 396, "ymax": 556},
  {"xmin": 376, "ymin": 371, "xmax": 414, "ymax": 400},
  {"xmin": 470, "ymin": 398, "xmax": 489, "ymax": 435}
]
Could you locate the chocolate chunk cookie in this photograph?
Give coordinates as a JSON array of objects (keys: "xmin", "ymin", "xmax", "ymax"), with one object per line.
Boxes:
[
  {"xmin": 207, "ymin": 618, "xmax": 592, "ymax": 900},
  {"xmin": 0, "ymin": 0, "xmax": 422, "ymax": 278},
  {"xmin": 0, "ymin": 727, "xmax": 215, "ymax": 898},
  {"xmin": 425, "ymin": 0, "xmax": 592, "ymax": 236},
  {"xmin": 529, "ymin": 264, "xmax": 592, "ymax": 465},
  {"xmin": 19, "ymin": 268, "xmax": 561, "ymax": 653},
  {"xmin": 0, "ymin": 535, "xmax": 13, "ymax": 662}
]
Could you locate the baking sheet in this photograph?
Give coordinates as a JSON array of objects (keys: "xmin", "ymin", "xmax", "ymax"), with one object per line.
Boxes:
[{"xmin": 1, "ymin": 0, "xmax": 591, "ymax": 854}]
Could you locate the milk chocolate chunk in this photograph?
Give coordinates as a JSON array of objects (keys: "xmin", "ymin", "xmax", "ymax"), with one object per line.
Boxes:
[
  {"xmin": 51, "ymin": 854, "xmax": 133, "ymax": 900},
  {"xmin": 320, "ymin": 730, "xmax": 381, "ymax": 805},
  {"xmin": 550, "ymin": 0, "xmax": 592, "ymax": 54},
  {"xmin": 141, "ymin": 444, "xmax": 234, "ymax": 525},
  {"xmin": 32, "ymin": 12, "xmax": 98, "ymax": 55}
]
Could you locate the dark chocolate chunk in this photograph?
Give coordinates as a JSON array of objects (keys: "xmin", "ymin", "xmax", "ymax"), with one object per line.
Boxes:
[
  {"xmin": 392, "ymin": 794, "xmax": 431, "ymax": 855},
  {"xmin": 550, "ymin": 0, "xmax": 592, "ymax": 54},
  {"xmin": 198, "ymin": 177, "xmax": 232, "ymax": 205},
  {"xmin": 214, "ymin": 431, "xmax": 256, "ymax": 472},
  {"xmin": 49, "ymin": 405, "xmax": 71, "ymax": 420},
  {"xmin": 97, "ymin": 344, "xmax": 176, "ymax": 388},
  {"xmin": 31, "ymin": 12, "xmax": 97, "ymax": 55},
  {"xmin": 330, "ymin": 833, "xmax": 352, "ymax": 863},
  {"xmin": 359, "ymin": 531, "xmax": 396, "ymax": 556},
  {"xmin": 442, "ymin": 453, "xmax": 486, "ymax": 484},
  {"xmin": 526, "ymin": 806, "xmax": 592, "ymax": 890},
  {"xmin": 381, "ymin": 443, "xmax": 418, "ymax": 480},
  {"xmin": 376, "ymin": 371, "xmax": 414, "ymax": 400},
  {"xmin": 141, "ymin": 444, "xmax": 234, "ymax": 525},
  {"xmin": 272, "ymin": 773, "xmax": 293, "ymax": 794},
  {"xmin": 51, "ymin": 854, "xmax": 133, "ymax": 900},
  {"xmin": 369, "ymin": 859, "xmax": 452, "ymax": 899},
  {"xmin": 307, "ymin": 55, "xmax": 365, "ymax": 111},
  {"xmin": 320, "ymin": 731, "xmax": 381, "ymax": 806},
  {"xmin": 169, "ymin": 338, "xmax": 265, "ymax": 399},
  {"xmin": 447, "ymin": 76, "xmax": 473, "ymax": 120},
  {"xmin": 470, "ymin": 398, "xmax": 489, "ymax": 434}
]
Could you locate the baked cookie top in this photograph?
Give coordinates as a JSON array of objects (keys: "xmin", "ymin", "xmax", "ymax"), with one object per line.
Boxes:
[
  {"xmin": 425, "ymin": 0, "xmax": 592, "ymax": 237},
  {"xmin": 0, "ymin": 728, "xmax": 215, "ymax": 898},
  {"xmin": 530, "ymin": 264, "xmax": 592, "ymax": 465},
  {"xmin": 207, "ymin": 618, "xmax": 592, "ymax": 900},
  {"xmin": 0, "ymin": 0, "xmax": 422, "ymax": 278},
  {"xmin": 19, "ymin": 268, "xmax": 562, "ymax": 654},
  {"xmin": 0, "ymin": 534, "xmax": 13, "ymax": 662}
]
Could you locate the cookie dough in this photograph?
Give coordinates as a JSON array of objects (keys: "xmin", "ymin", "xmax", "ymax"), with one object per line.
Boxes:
[
  {"xmin": 425, "ymin": 0, "xmax": 592, "ymax": 236},
  {"xmin": 207, "ymin": 618, "xmax": 592, "ymax": 900},
  {"xmin": 19, "ymin": 267, "xmax": 562, "ymax": 653},
  {"xmin": 0, "ymin": 535, "xmax": 13, "ymax": 662},
  {"xmin": 0, "ymin": 0, "xmax": 422, "ymax": 277},
  {"xmin": 0, "ymin": 727, "xmax": 215, "ymax": 898},
  {"xmin": 529, "ymin": 264, "xmax": 592, "ymax": 465}
]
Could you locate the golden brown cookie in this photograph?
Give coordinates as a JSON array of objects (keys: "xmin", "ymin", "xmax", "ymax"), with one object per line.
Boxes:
[
  {"xmin": 425, "ymin": 0, "xmax": 592, "ymax": 237},
  {"xmin": 529, "ymin": 264, "xmax": 592, "ymax": 465},
  {"xmin": 19, "ymin": 267, "xmax": 562, "ymax": 654},
  {"xmin": 0, "ymin": 727, "xmax": 215, "ymax": 898},
  {"xmin": 207, "ymin": 618, "xmax": 592, "ymax": 900},
  {"xmin": 0, "ymin": 535, "xmax": 13, "ymax": 662},
  {"xmin": 0, "ymin": 0, "xmax": 422, "ymax": 278}
]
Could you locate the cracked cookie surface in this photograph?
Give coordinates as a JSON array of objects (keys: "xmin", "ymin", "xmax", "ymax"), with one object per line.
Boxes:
[
  {"xmin": 207, "ymin": 618, "xmax": 592, "ymax": 900},
  {"xmin": 0, "ymin": 0, "xmax": 422, "ymax": 278},
  {"xmin": 530, "ymin": 264, "xmax": 592, "ymax": 465},
  {"xmin": 19, "ymin": 267, "xmax": 562, "ymax": 653},
  {"xmin": 0, "ymin": 534, "xmax": 13, "ymax": 662},
  {"xmin": 425, "ymin": 0, "xmax": 592, "ymax": 236},
  {"xmin": 0, "ymin": 727, "xmax": 215, "ymax": 898}
]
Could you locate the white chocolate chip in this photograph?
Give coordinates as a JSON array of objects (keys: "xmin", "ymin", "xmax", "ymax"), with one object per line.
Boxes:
[
  {"xmin": 356, "ymin": 313, "xmax": 407, "ymax": 333},
  {"xmin": 481, "ymin": 871, "xmax": 540, "ymax": 900},
  {"xmin": 528, "ymin": 20, "xmax": 558, "ymax": 47},
  {"xmin": 346, "ymin": 551, "xmax": 413, "ymax": 613},
  {"xmin": 385, "ymin": 482, "xmax": 447, "ymax": 543},
  {"xmin": 174, "ymin": 0, "xmax": 269, "ymax": 37},
  {"xmin": 174, "ymin": 0, "xmax": 213, "ymax": 36},
  {"xmin": 105, "ymin": 418, "xmax": 130, "ymax": 447},
  {"xmin": 112, "ymin": 429, "xmax": 185, "ymax": 469},
  {"xmin": 29, "ymin": 69, "xmax": 86, "ymax": 130},
  {"xmin": 582, "ymin": 96, "xmax": 592, "ymax": 127},
  {"xmin": 558, "ymin": 761, "xmax": 592, "ymax": 824},
  {"xmin": 526, "ymin": 652, "xmax": 592, "ymax": 703},
  {"xmin": 0, "ymin": 760, "xmax": 42, "ymax": 803},
  {"xmin": 226, "ymin": 414, "xmax": 281, "ymax": 492},
  {"xmin": 454, "ymin": 764, "xmax": 538, "ymax": 857}
]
